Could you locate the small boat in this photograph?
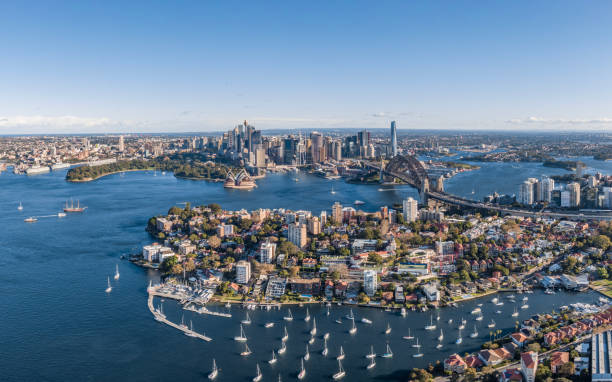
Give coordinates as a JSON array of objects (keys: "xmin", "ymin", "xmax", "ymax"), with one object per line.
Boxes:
[
  {"xmin": 327, "ymin": 306, "xmax": 330, "ymax": 316},
  {"xmin": 297, "ymin": 358, "xmax": 306, "ymax": 380},
  {"xmin": 265, "ymin": 322, "xmax": 274, "ymax": 328},
  {"xmin": 403, "ymin": 328, "xmax": 414, "ymax": 340},
  {"xmin": 308, "ymin": 336, "xmax": 315, "ymax": 344},
  {"xmin": 491, "ymin": 297, "xmax": 499, "ymax": 304},
  {"xmin": 413, "ymin": 351, "xmax": 423, "ymax": 358},
  {"xmin": 333, "ymin": 359, "xmax": 346, "ymax": 380},
  {"xmin": 523, "ymin": 296, "xmax": 528, "ymax": 301},
  {"xmin": 331, "ymin": 186, "xmax": 336, "ymax": 195},
  {"xmin": 281, "ymin": 326, "xmax": 289, "ymax": 342},
  {"xmin": 242, "ymin": 312, "xmax": 251, "ymax": 325},
  {"xmin": 361, "ymin": 317, "xmax": 372, "ymax": 324},
  {"xmin": 105, "ymin": 277, "xmax": 112, "ymax": 293},
  {"xmin": 253, "ymin": 364, "xmax": 262, "ymax": 382},
  {"xmin": 208, "ymin": 359, "xmax": 218, "ymax": 380},
  {"xmin": 304, "ymin": 307, "xmax": 311, "ymax": 322},
  {"xmin": 337, "ymin": 345, "xmax": 345, "ymax": 360},
  {"xmin": 57, "ymin": 212, "xmax": 66, "ymax": 218},
  {"xmin": 24, "ymin": 217, "xmax": 37, "ymax": 223},
  {"xmin": 438, "ymin": 329, "xmax": 444, "ymax": 341},
  {"xmin": 349, "ymin": 318, "xmax": 357, "ymax": 334},
  {"xmin": 284, "ymin": 309, "xmax": 293, "ymax": 321},
  {"xmin": 458, "ymin": 322, "xmax": 465, "ymax": 330},
  {"xmin": 544, "ymin": 288, "xmax": 555, "ymax": 295},
  {"xmin": 512, "ymin": 308, "xmax": 519, "ymax": 317},
  {"xmin": 471, "ymin": 307, "xmax": 481, "ymax": 315},
  {"xmin": 470, "ymin": 325, "xmax": 478, "ymax": 338},
  {"xmin": 436, "ymin": 342, "xmax": 443, "ymax": 349},
  {"xmin": 335, "ymin": 318, "xmax": 343, "ymax": 324},
  {"xmin": 346, "ymin": 309, "xmax": 355, "ymax": 320},
  {"xmin": 425, "ymin": 315, "xmax": 436, "ymax": 330},
  {"xmin": 475, "ymin": 315, "xmax": 483, "ymax": 321},
  {"xmin": 310, "ymin": 318, "xmax": 317, "ymax": 336},
  {"xmin": 179, "ymin": 314, "xmax": 187, "ymax": 330},
  {"xmin": 241, "ymin": 343, "xmax": 252, "ymax": 356},
  {"xmin": 367, "ymin": 357, "xmax": 376, "ymax": 369},
  {"xmin": 234, "ymin": 324, "xmax": 247, "ymax": 342},
  {"xmin": 496, "ymin": 301, "xmax": 504, "ymax": 306},
  {"xmin": 448, "ymin": 319, "xmax": 453, "ymax": 324},
  {"xmin": 506, "ymin": 294, "xmax": 515, "ymax": 299},
  {"xmin": 462, "ymin": 318, "xmax": 467, "ymax": 325},
  {"xmin": 496, "ymin": 310, "xmax": 502, "ymax": 314},
  {"xmin": 322, "ymin": 338, "xmax": 328, "ymax": 356},
  {"xmin": 385, "ymin": 323, "xmax": 391, "ymax": 334},
  {"xmin": 456, "ymin": 329, "xmax": 463, "ymax": 344},
  {"xmin": 353, "ymin": 200, "xmax": 365, "ymax": 205},
  {"xmin": 114, "ymin": 264, "xmax": 120, "ymax": 280},
  {"xmin": 401, "ymin": 307, "xmax": 407, "ymax": 317},
  {"xmin": 381, "ymin": 344, "xmax": 393, "ymax": 358},
  {"xmin": 412, "ymin": 337, "xmax": 421, "ymax": 348},
  {"xmin": 521, "ymin": 304, "xmax": 529, "ymax": 309},
  {"xmin": 225, "ymin": 302, "xmax": 231, "ymax": 308},
  {"xmin": 268, "ymin": 351, "xmax": 277, "ymax": 364},
  {"xmin": 436, "ymin": 312, "xmax": 440, "ymax": 321},
  {"xmin": 366, "ymin": 345, "xmax": 376, "ymax": 359},
  {"xmin": 477, "ymin": 303, "xmax": 483, "ymax": 307},
  {"xmin": 278, "ymin": 341, "xmax": 287, "ymax": 355},
  {"xmin": 324, "ymin": 332, "xmax": 330, "ymax": 340},
  {"xmin": 304, "ymin": 344, "xmax": 310, "ymax": 361},
  {"xmin": 17, "ymin": 202, "xmax": 23, "ymax": 211}
]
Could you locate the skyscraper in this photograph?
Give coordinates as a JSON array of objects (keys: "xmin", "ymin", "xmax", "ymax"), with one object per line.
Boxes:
[
  {"xmin": 118, "ymin": 135, "xmax": 124, "ymax": 152},
  {"xmin": 332, "ymin": 202, "xmax": 343, "ymax": 224},
  {"xmin": 363, "ymin": 270, "xmax": 378, "ymax": 296},
  {"xmin": 402, "ymin": 197, "xmax": 418, "ymax": 222},
  {"xmin": 390, "ymin": 121, "xmax": 397, "ymax": 157}
]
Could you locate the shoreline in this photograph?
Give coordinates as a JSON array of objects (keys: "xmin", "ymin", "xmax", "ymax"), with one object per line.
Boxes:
[{"xmin": 67, "ymin": 168, "xmax": 154, "ymax": 182}]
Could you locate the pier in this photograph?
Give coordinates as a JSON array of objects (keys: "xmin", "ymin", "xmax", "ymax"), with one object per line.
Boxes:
[
  {"xmin": 183, "ymin": 303, "xmax": 232, "ymax": 318},
  {"xmin": 147, "ymin": 292, "xmax": 212, "ymax": 341}
]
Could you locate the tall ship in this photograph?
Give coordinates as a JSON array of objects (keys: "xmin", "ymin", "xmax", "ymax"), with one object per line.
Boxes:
[
  {"xmin": 25, "ymin": 165, "xmax": 50, "ymax": 175},
  {"xmin": 223, "ymin": 169, "xmax": 256, "ymax": 190},
  {"xmin": 64, "ymin": 199, "xmax": 87, "ymax": 212}
]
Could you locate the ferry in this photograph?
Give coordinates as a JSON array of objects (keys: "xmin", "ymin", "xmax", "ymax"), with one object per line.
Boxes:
[{"xmin": 64, "ymin": 199, "xmax": 87, "ymax": 212}]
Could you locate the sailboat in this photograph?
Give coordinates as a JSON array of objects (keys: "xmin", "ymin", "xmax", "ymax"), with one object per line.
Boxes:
[
  {"xmin": 512, "ymin": 307, "xmax": 519, "ymax": 317},
  {"xmin": 322, "ymin": 337, "xmax": 328, "ymax": 356},
  {"xmin": 438, "ymin": 329, "xmax": 444, "ymax": 341},
  {"xmin": 234, "ymin": 324, "xmax": 247, "ymax": 342},
  {"xmin": 333, "ymin": 359, "xmax": 346, "ymax": 380},
  {"xmin": 304, "ymin": 307, "xmax": 311, "ymax": 322},
  {"xmin": 327, "ymin": 306, "xmax": 330, "ymax": 316},
  {"xmin": 475, "ymin": 314, "xmax": 483, "ymax": 321},
  {"xmin": 403, "ymin": 328, "xmax": 414, "ymax": 340},
  {"xmin": 401, "ymin": 307, "xmax": 407, "ymax": 317},
  {"xmin": 385, "ymin": 322, "xmax": 391, "ymax": 334},
  {"xmin": 265, "ymin": 322, "xmax": 274, "ymax": 328},
  {"xmin": 436, "ymin": 312, "xmax": 441, "ymax": 321},
  {"xmin": 17, "ymin": 202, "xmax": 23, "ymax": 211},
  {"xmin": 346, "ymin": 309, "xmax": 355, "ymax": 320},
  {"xmin": 470, "ymin": 325, "xmax": 479, "ymax": 338},
  {"xmin": 324, "ymin": 332, "xmax": 330, "ymax": 340},
  {"xmin": 298, "ymin": 358, "xmax": 306, "ymax": 380},
  {"xmin": 179, "ymin": 314, "xmax": 187, "ymax": 329},
  {"xmin": 488, "ymin": 319, "xmax": 496, "ymax": 328},
  {"xmin": 366, "ymin": 345, "xmax": 376, "ymax": 359},
  {"xmin": 458, "ymin": 318, "xmax": 465, "ymax": 330},
  {"xmin": 331, "ymin": 186, "xmax": 336, "ymax": 195},
  {"xmin": 412, "ymin": 337, "xmax": 421, "ymax": 348},
  {"xmin": 281, "ymin": 326, "xmax": 289, "ymax": 342},
  {"xmin": 425, "ymin": 315, "xmax": 436, "ymax": 330},
  {"xmin": 349, "ymin": 317, "xmax": 357, "ymax": 334},
  {"xmin": 268, "ymin": 350, "xmax": 277, "ymax": 364},
  {"xmin": 310, "ymin": 318, "xmax": 317, "ymax": 336},
  {"xmin": 521, "ymin": 303, "xmax": 529, "ymax": 309},
  {"xmin": 456, "ymin": 329, "xmax": 463, "ymax": 344},
  {"xmin": 278, "ymin": 340, "xmax": 287, "ymax": 355},
  {"xmin": 436, "ymin": 341, "xmax": 443, "ymax": 349},
  {"xmin": 284, "ymin": 308, "xmax": 293, "ymax": 321},
  {"xmin": 308, "ymin": 335, "xmax": 315, "ymax": 344},
  {"xmin": 208, "ymin": 359, "xmax": 218, "ymax": 380},
  {"xmin": 114, "ymin": 264, "xmax": 120, "ymax": 280},
  {"xmin": 337, "ymin": 346, "xmax": 345, "ymax": 360},
  {"xmin": 242, "ymin": 312, "xmax": 252, "ymax": 325},
  {"xmin": 367, "ymin": 356, "xmax": 376, "ymax": 369},
  {"xmin": 105, "ymin": 277, "xmax": 112, "ymax": 293},
  {"xmin": 304, "ymin": 344, "xmax": 310, "ymax": 361},
  {"xmin": 185, "ymin": 320, "xmax": 197, "ymax": 337},
  {"xmin": 241, "ymin": 343, "xmax": 252, "ymax": 356},
  {"xmin": 253, "ymin": 364, "xmax": 262, "ymax": 382},
  {"xmin": 381, "ymin": 344, "xmax": 393, "ymax": 358},
  {"xmin": 413, "ymin": 348, "xmax": 424, "ymax": 358}
]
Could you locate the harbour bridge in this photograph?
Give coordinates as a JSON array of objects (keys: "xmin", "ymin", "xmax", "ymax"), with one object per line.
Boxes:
[{"xmin": 365, "ymin": 155, "xmax": 612, "ymax": 221}]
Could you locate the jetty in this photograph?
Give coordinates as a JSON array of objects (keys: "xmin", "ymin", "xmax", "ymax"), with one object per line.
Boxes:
[
  {"xmin": 184, "ymin": 303, "xmax": 232, "ymax": 318},
  {"xmin": 147, "ymin": 291, "xmax": 212, "ymax": 341}
]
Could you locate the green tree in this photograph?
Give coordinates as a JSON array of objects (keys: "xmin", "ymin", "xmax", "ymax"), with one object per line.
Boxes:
[
  {"xmin": 160, "ymin": 255, "xmax": 178, "ymax": 273},
  {"xmin": 208, "ymin": 235, "xmax": 221, "ymax": 249}
]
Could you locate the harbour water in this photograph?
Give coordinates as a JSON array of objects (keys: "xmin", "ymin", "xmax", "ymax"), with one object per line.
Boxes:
[{"xmin": 1, "ymin": 158, "xmax": 611, "ymax": 381}]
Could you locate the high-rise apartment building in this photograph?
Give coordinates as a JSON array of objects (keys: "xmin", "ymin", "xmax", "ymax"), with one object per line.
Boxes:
[
  {"xmin": 403, "ymin": 197, "xmax": 418, "ymax": 222},
  {"xmin": 332, "ymin": 202, "xmax": 343, "ymax": 224},
  {"xmin": 288, "ymin": 223, "xmax": 307, "ymax": 248},
  {"xmin": 259, "ymin": 241, "xmax": 276, "ymax": 264},
  {"xmin": 364, "ymin": 270, "xmax": 378, "ymax": 296},
  {"xmin": 567, "ymin": 182, "xmax": 581, "ymax": 207},
  {"xmin": 236, "ymin": 260, "xmax": 251, "ymax": 284},
  {"xmin": 539, "ymin": 177, "xmax": 555, "ymax": 203}
]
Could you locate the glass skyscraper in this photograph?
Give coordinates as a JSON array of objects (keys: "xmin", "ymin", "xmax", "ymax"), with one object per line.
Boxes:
[{"xmin": 390, "ymin": 120, "xmax": 397, "ymax": 157}]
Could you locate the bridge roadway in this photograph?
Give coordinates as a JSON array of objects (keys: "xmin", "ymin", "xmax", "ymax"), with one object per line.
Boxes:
[{"xmin": 427, "ymin": 191, "xmax": 612, "ymax": 221}]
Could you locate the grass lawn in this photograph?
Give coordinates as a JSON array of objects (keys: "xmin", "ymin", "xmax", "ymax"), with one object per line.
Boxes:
[{"xmin": 591, "ymin": 279, "xmax": 612, "ymax": 298}]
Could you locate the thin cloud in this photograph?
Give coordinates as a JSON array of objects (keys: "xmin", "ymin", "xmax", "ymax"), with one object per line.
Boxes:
[
  {"xmin": 506, "ymin": 117, "xmax": 612, "ymax": 125},
  {"xmin": 0, "ymin": 115, "xmax": 120, "ymax": 128}
]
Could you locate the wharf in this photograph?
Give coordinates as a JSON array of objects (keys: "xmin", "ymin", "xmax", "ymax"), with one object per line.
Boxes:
[{"xmin": 147, "ymin": 292, "xmax": 212, "ymax": 341}]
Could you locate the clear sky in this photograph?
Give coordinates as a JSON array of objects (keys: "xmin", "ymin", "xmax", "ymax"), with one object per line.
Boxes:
[{"xmin": 1, "ymin": 1, "xmax": 612, "ymax": 133}]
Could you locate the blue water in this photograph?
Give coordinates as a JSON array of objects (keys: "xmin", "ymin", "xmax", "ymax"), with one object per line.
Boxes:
[{"xmin": 0, "ymin": 160, "xmax": 610, "ymax": 381}]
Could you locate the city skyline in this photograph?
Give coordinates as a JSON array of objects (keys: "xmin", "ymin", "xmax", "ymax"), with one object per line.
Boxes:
[{"xmin": 2, "ymin": 1, "xmax": 612, "ymax": 133}]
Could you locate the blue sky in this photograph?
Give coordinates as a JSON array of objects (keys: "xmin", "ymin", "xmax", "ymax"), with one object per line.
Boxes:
[{"xmin": 1, "ymin": 1, "xmax": 612, "ymax": 133}]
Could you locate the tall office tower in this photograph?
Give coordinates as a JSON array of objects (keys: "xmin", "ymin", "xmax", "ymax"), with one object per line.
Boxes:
[
  {"xmin": 118, "ymin": 135, "xmax": 125, "ymax": 152},
  {"xmin": 332, "ymin": 202, "xmax": 343, "ymax": 224},
  {"xmin": 540, "ymin": 177, "xmax": 555, "ymax": 202},
  {"xmin": 519, "ymin": 180, "xmax": 535, "ymax": 205},
  {"xmin": 402, "ymin": 196, "xmax": 418, "ymax": 222},
  {"xmin": 567, "ymin": 182, "xmax": 581, "ymax": 207},
  {"xmin": 358, "ymin": 129, "xmax": 370, "ymax": 147},
  {"xmin": 390, "ymin": 121, "xmax": 397, "ymax": 157},
  {"xmin": 332, "ymin": 140, "xmax": 342, "ymax": 161},
  {"xmin": 310, "ymin": 132, "xmax": 324, "ymax": 163},
  {"xmin": 288, "ymin": 223, "xmax": 307, "ymax": 248}
]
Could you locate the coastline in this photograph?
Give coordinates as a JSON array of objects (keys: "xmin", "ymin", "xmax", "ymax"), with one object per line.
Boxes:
[{"xmin": 67, "ymin": 168, "xmax": 154, "ymax": 182}]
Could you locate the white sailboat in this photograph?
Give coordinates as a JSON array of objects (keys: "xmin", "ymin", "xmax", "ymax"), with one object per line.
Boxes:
[
  {"xmin": 385, "ymin": 322, "xmax": 391, "ymax": 334},
  {"xmin": 253, "ymin": 364, "xmax": 262, "ymax": 382},
  {"xmin": 208, "ymin": 359, "xmax": 218, "ymax": 380},
  {"xmin": 241, "ymin": 343, "xmax": 252, "ymax": 356},
  {"xmin": 401, "ymin": 307, "xmax": 407, "ymax": 317},
  {"xmin": 331, "ymin": 186, "xmax": 336, "ymax": 195},
  {"xmin": 114, "ymin": 264, "xmax": 120, "ymax": 280},
  {"xmin": 436, "ymin": 342, "xmax": 443, "ymax": 349},
  {"xmin": 298, "ymin": 358, "xmax": 306, "ymax": 380},
  {"xmin": 458, "ymin": 318, "xmax": 465, "ymax": 330},
  {"xmin": 349, "ymin": 317, "xmax": 357, "ymax": 334},
  {"xmin": 337, "ymin": 345, "xmax": 345, "ymax": 360},
  {"xmin": 425, "ymin": 315, "xmax": 436, "ymax": 330},
  {"xmin": 366, "ymin": 345, "xmax": 376, "ymax": 359},
  {"xmin": 367, "ymin": 356, "xmax": 376, "ymax": 369},
  {"xmin": 381, "ymin": 344, "xmax": 393, "ymax": 358},
  {"xmin": 268, "ymin": 350, "xmax": 277, "ymax": 364},
  {"xmin": 436, "ymin": 312, "xmax": 441, "ymax": 321},
  {"xmin": 105, "ymin": 277, "xmax": 112, "ymax": 293},
  {"xmin": 310, "ymin": 317, "xmax": 317, "ymax": 336},
  {"xmin": 324, "ymin": 332, "xmax": 330, "ymax": 340},
  {"xmin": 333, "ymin": 359, "xmax": 346, "ymax": 380},
  {"xmin": 327, "ymin": 306, "xmax": 330, "ymax": 316},
  {"xmin": 512, "ymin": 307, "xmax": 519, "ymax": 317},
  {"xmin": 284, "ymin": 308, "xmax": 293, "ymax": 321},
  {"xmin": 322, "ymin": 337, "xmax": 329, "ymax": 356},
  {"xmin": 412, "ymin": 337, "xmax": 421, "ymax": 348},
  {"xmin": 438, "ymin": 329, "xmax": 444, "ymax": 341},
  {"xmin": 488, "ymin": 319, "xmax": 496, "ymax": 328},
  {"xmin": 242, "ymin": 312, "xmax": 251, "ymax": 325},
  {"xmin": 413, "ymin": 349, "xmax": 424, "ymax": 358},
  {"xmin": 17, "ymin": 202, "xmax": 23, "ymax": 211},
  {"xmin": 281, "ymin": 326, "xmax": 289, "ymax": 342},
  {"xmin": 265, "ymin": 322, "xmax": 274, "ymax": 328},
  {"xmin": 475, "ymin": 314, "xmax": 483, "ymax": 321},
  {"xmin": 234, "ymin": 324, "xmax": 247, "ymax": 342},
  {"xmin": 308, "ymin": 335, "xmax": 315, "ymax": 344},
  {"xmin": 346, "ymin": 309, "xmax": 355, "ymax": 320},
  {"xmin": 470, "ymin": 325, "xmax": 478, "ymax": 338},
  {"xmin": 278, "ymin": 340, "xmax": 287, "ymax": 355},
  {"xmin": 456, "ymin": 329, "xmax": 463, "ymax": 344},
  {"xmin": 521, "ymin": 303, "xmax": 529, "ymax": 309},
  {"xmin": 403, "ymin": 328, "xmax": 414, "ymax": 340},
  {"xmin": 304, "ymin": 307, "xmax": 311, "ymax": 322},
  {"xmin": 304, "ymin": 344, "xmax": 310, "ymax": 361}
]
